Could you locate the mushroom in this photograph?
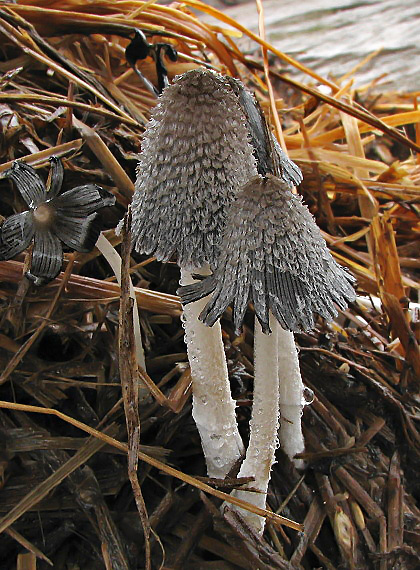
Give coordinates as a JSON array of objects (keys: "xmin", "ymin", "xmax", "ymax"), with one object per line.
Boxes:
[
  {"xmin": 130, "ymin": 69, "xmax": 258, "ymax": 477},
  {"xmin": 180, "ymin": 174, "xmax": 355, "ymax": 530}
]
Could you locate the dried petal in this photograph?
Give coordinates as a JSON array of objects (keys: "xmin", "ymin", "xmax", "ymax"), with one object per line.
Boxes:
[
  {"xmin": 4, "ymin": 161, "xmax": 46, "ymax": 208},
  {"xmin": 52, "ymin": 184, "xmax": 115, "ymax": 217},
  {"xmin": 53, "ymin": 212, "xmax": 102, "ymax": 252},
  {"xmin": 0, "ymin": 211, "xmax": 35, "ymax": 260},
  {"xmin": 179, "ymin": 175, "xmax": 356, "ymax": 334},
  {"xmin": 131, "ymin": 68, "xmax": 257, "ymax": 269},
  {"xmin": 28, "ymin": 228, "xmax": 63, "ymax": 284}
]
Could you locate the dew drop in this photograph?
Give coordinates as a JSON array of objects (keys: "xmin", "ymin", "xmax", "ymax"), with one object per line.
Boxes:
[{"xmin": 302, "ymin": 387, "xmax": 314, "ymax": 407}]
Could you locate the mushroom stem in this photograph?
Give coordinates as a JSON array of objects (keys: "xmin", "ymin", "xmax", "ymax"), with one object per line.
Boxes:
[
  {"xmin": 180, "ymin": 267, "xmax": 244, "ymax": 478},
  {"xmin": 278, "ymin": 327, "xmax": 305, "ymax": 470},
  {"xmin": 230, "ymin": 312, "xmax": 279, "ymax": 535}
]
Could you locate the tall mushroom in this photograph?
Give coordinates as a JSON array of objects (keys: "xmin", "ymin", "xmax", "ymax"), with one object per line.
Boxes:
[{"xmin": 130, "ymin": 69, "xmax": 258, "ymax": 477}]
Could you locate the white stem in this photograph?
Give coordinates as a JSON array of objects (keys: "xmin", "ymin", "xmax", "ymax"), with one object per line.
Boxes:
[
  {"xmin": 278, "ymin": 327, "xmax": 305, "ymax": 469},
  {"xmin": 180, "ymin": 267, "xmax": 244, "ymax": 478},
  {"xmin": 230, "ymin": 313, "xmax": 279, "ymax": 535},
  {"xmin": 96, "ymin": 233, "xmax": 146, "ymax": 370}
]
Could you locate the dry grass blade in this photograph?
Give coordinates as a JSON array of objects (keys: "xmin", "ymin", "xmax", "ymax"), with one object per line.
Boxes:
[
  {"xmin": 0, "ymin": 425, "xmax": 116, "ymax": 534},
  {"xmin": 0, "ymin": 260, "xmax": 182, "ymax": 316},
  {"xmin": 5, "ymin": 527, "xmax": 53, "ymax": 566},
  {"xmin": 0, "ymin": 141, "xmax": 83, "ymax": 174}
]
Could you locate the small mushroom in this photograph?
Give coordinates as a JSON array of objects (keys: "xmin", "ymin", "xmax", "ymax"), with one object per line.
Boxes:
[
  {"xmin": 131, "ymin": 68, "xmax": 257, "ymax": 477},
  {"xmin": 0, "ymin": 158, "xmax": 115, "ymax": 285}
]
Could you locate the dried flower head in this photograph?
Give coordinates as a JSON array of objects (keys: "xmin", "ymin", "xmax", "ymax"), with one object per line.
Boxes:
[
  {"xmin": 131, "ymin": 68, "xmax": 257, "ymax": 269},
  {"xmin": 0, "ymin": 158, "xmax": 115, "ymax": 285},
  {"xmin": 179, "ymin": 175, "xmax": 356, "ymax": 334}
]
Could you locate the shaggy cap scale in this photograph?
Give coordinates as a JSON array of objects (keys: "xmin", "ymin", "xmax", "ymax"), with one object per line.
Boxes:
[
  {"xmin": 131, "ymin": 69, "xmax": 257, "ymax": 269},
  {"xmin": 179, "ymin": 175, "xmax": 356, "ymax": 334}
]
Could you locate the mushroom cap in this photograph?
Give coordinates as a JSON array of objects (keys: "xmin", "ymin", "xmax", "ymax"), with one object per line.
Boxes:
[
  {"xmin": 179, "ymin": 174, "xmax": 356, "ymax": 334},
  {"xmin": 131, "ymin": 68, "xmax": 257, "ymax": 270}
]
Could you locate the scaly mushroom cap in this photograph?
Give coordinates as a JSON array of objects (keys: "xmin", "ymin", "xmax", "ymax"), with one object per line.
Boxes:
[
  {"xmin": 179, "ymin": 175, "xmax": 356, "ymax": 334},
  {"xmin": 131, "ymin": 69, "xmax": 257, "ymax": 269}
]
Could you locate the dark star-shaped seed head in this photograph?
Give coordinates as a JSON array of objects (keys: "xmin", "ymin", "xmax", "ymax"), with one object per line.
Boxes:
[
  {"xmin": 178, "ymin": 174, "xmax": 356, "ymax": 334},
  {"xmin": 0, "ymin": 158, "xmax": 115, "ymax": 285},
  {"xmin": 131, "ymin": 68, "xmax": 257, "ymax": 270}
]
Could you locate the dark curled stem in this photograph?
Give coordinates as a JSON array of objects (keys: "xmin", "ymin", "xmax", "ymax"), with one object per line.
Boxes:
[{"xmin": 118, "ymin": 209, "xmax": 152, "ymax": 570}]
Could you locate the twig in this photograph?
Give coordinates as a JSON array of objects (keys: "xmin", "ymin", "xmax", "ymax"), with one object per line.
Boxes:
[
  {"xmin": 0, "ymin": 255, "xmax": 75, "ymax": 384},
  {"xmin": 118, "ymin": 210, "xmax": 151, "ymax": 570}
]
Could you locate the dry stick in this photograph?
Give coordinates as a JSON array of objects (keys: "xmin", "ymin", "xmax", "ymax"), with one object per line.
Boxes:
[
  {"xmin": 72, "ymin": 117, "xmax": 136, "ymax": 200},
  {"xmin": 118, "ymin": 211, "xmax": 151, "ymax": 570},
  {"xmin": 290, "ymin": 496, "xmax": 325, "ymax": 567},
  {"xmin": 334, "ymin": 466, "xmax": 388, "ymax": 565},
  {"xmin": 97, "ymin": 232, "xmax": 145, "ymax": 369},
  {"xmin": 316, "ymin": 473, "xmax": 357, "ymax": 568},
  {"xmin": 387, "ymin": 451, "xmax": 403, "ymax": 551},
  {"xmin": 0, "ymin": 259, "xmax": 181, "ymax": 317},
  {"xmin": 0, "ymin": 400, "xmax": 303, "ymax": 532},
  {"xmin": 16, "ymin": 553, "xmax": 36, "ymax": 570}
]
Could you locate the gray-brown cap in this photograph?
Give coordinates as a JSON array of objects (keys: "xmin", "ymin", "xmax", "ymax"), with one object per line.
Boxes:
[
  {"xmin": 131, "ymin": 69, "xmax": 257, "ymax": 270},
  {"xmin": 179, "ymin": 175, "xmax": 356, "ymax": 334}
]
